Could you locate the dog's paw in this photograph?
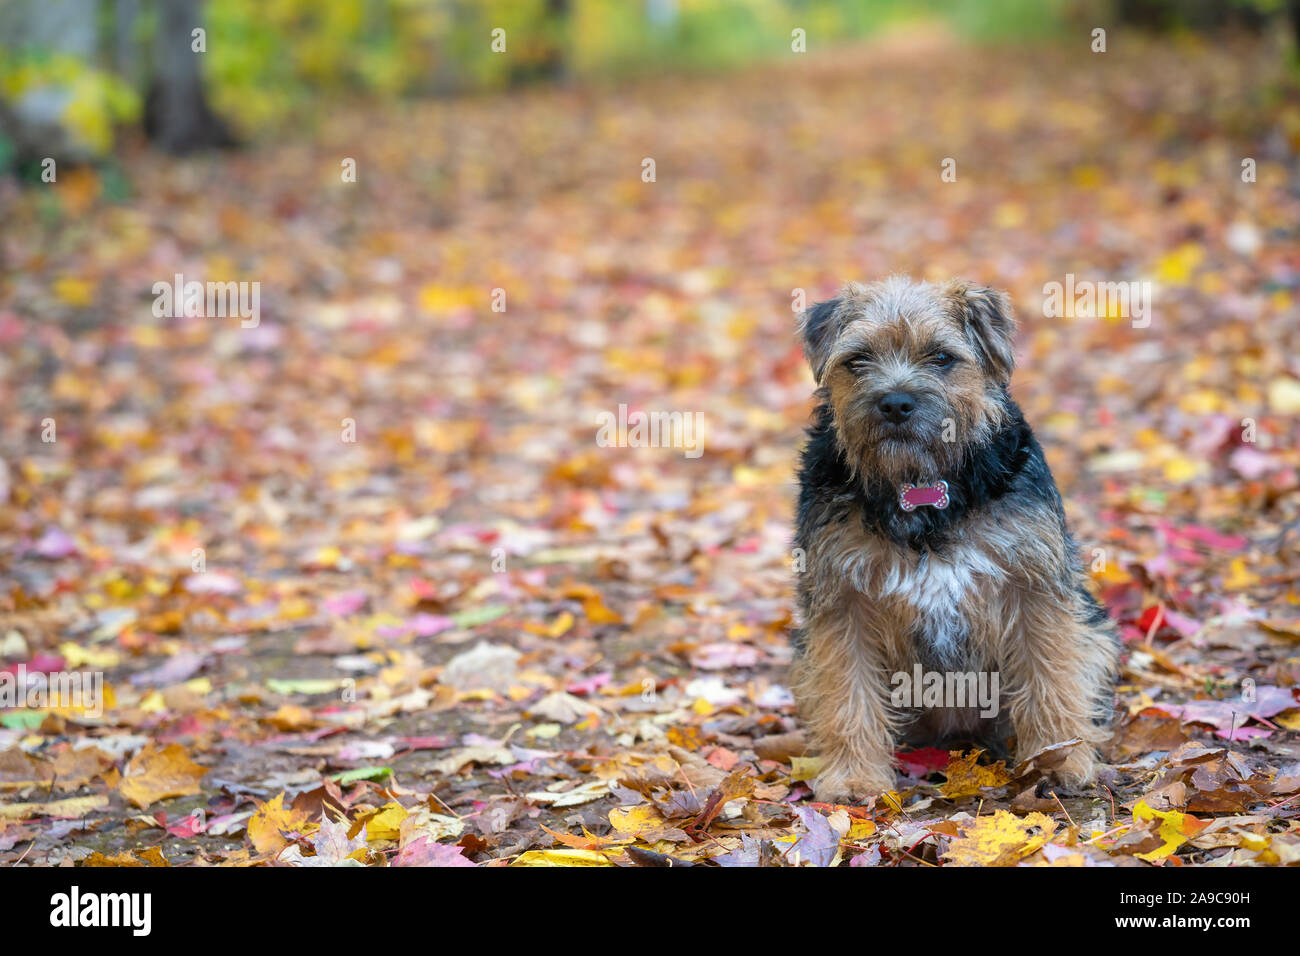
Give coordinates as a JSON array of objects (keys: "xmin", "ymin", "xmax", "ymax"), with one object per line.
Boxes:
[
  {"xmin": 812, "ymin": 766, "xmax": 896, "ymax": 804},
  {"xmin": 1045, "ymin": 746, "xmax": 1099, "ymax": 788}
]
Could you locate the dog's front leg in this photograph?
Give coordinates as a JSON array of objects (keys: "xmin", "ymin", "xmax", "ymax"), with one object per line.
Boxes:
[
  {"xmin": 996, "ymin": 590, "xmax": 1118, "ymax": 786},
  {"xmin": 793, "ymin": 604, "xmax": 898, "ymax": 802}
]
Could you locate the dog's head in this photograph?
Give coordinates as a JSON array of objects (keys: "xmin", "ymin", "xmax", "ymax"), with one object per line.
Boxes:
[{"xmin": 798, "ymin": 276, "xmax": 1017, "ymax": 485}]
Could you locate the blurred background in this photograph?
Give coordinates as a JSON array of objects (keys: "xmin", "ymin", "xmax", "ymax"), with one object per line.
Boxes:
[
  {"xmin": 3, "ymin": 0, "xmax": 1300, "ymax": 866},
  {"xmin": 2, "ymin": 0, "xmax": 1299, "ymax": 168}
]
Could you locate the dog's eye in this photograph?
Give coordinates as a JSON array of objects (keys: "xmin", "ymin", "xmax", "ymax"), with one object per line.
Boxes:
[
  {"xmin": 931, "ymin": 351, "xmax": 956, "ymax": 370},
  {"xmin": 847, "ymin": 355, "xmax": 872, "ymax": 374}
]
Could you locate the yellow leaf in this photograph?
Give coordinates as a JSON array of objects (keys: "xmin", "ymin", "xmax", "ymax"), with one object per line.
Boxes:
[
  {"xmin": 48, "ymin": 681, "xmax": 117, "ymax": 715},
  {"xmin": 606, "ymin": 805, "xmax": 682, "ymax": 842},
  {"xmin": 118, "ymin": 744, "xmax": 209, "ymax": 808},
  {"xmin": 183, "ymin": 677, "xmax": 212, "ymax": 695},
  {"xmin": 1153, "ymin": 243, "xmax": 1204, "ymax": 285},
  {"xmin": 248, "ymin": 792, "xmax": 309, "ymax": 855},
  {"xmin": 58, "ymin": 642, "xmax": 120, "ymax": 668},
  {"xmin": 418, "ymin": 284, "xmax": 477, "ymax": 314},
  {"xmin": 940, "ymin": 750, "xmax": 1011, "ymax": 799},
  {"xmin": 308, "ymin": 546, "xmax": 343, "ymax": 569},
  {"xmin": 545, "ymin": 612, "xmax": 575, "ymax": 638},
  {"xmin": 1070, "ymin": 165, "xmax": 1103, "ymax": 188},
  {"xmin": 1161, "ymin": 456, "xmax": 1202, "ymax": 483},
  {"xmin": 1268, "ymin": 378, "xmax": 1300, "ymax": 414},
  {"xmin": 943, "ymin": 811, "xmax": 1058, "ymax": 866},
  {"xmin": 0, "ymin": 794, "xmax": 109, "ymax": 821},
  {"xmin": 279, "ymin": 597, "xmax": 315, "ymax": 620},
  {"xmin": 1091, "ymin": 562, "xmax": 1132, "ymax": 585},
  {"xmin": 266, "ymin": 704, "xmax": 316, "ymax": 730},
  {"xmin": 582, "ymin": 595, "xmax": 622, "ymax": 624},
  {"xmin": 608, "ymin": 805, "xmax": 662, "ymax": 833},
  {"xmin": 364, "ymin": 801, "xmax": 410, "ymax": 841},
  {"xmin": 1133, "ymin": 799, "xmax": 1205, "ymax": 862},
  {"xmin": 511, "ymin": 848, "xmax": 616, "ymax": 867},
  {"xmin": 790, "ymin": 755, "xmax": 823, "ymax": 782},
  {"xmin": 131, "ymin": 326, "xmax": 164, "ymax": 348},
  {"xmin": 1223, "ymin": 559, "xmax": 1259, "ymax": 591},
  {"xmin": 847, "ymin": 818, "xmax": 878, "ymax": 840},
  {"xmin": 1177, "ymin": 388, "xmax": 1222, "ymax": 414},
  {"xmin": 52, "ymin": 275, "xmax": 95, "ymax": 307},
  {"xmin": 877, "ymin": 790, "xmax": 904, "ymax": 813}
]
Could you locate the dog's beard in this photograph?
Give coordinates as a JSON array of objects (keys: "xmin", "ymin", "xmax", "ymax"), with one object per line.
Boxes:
[{"xmin": 836, "ymin": 400, "xmax": 974, "ymax": 488}]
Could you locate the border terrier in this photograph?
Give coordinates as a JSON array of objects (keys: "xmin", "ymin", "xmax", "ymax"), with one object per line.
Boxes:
[{"xmin": 792, "ymin": 276, "xmax": 1118, "ymax": 802}]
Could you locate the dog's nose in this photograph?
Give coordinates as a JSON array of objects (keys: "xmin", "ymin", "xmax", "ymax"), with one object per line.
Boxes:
[{"xmin": 877, "ymin": 391, "xmax": 916, "ymax": 424}]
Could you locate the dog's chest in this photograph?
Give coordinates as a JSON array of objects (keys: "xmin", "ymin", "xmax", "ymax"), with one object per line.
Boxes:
[
  {"xmin": 878, "ymin": 550, "xmax": 981, "ymax": 619},
  {"xmin": 839, "ymin": 526, "xmax": 1008, "ymax": 662}
]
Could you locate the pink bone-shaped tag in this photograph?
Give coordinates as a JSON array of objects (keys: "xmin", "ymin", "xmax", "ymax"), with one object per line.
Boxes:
[{"xmin": 899, "ymin": 480, "xmax": 950, "ymax": 512}]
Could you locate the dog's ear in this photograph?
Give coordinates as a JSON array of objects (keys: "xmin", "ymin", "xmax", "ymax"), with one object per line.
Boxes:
[
  {"xmin": 944, "ymin": 281, "xmax": 1017, "ymax": 383},
  {"xmin": 797, "ymin": 297, "xmax": 844, "ymax": 383}
]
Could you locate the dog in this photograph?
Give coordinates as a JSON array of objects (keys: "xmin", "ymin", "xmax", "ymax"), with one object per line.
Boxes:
[{"xmin": 791, "ymin": 276, "xmax": 1118, "ymax": 802}]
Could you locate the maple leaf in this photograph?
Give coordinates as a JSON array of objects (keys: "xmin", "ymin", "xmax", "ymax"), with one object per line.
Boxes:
[
  {"xmin": 511, "ymin": 848, "xmax": 617, "ymax": 867},
  {"xmin": 943, "ymin": 812, "xmax": 1058, "ymax": 867},
  {"xmin": 782, "ymin": 806, "xmax": 843, "ymax": 867},
  {"xmin": 393, "ymin": 836, "xmax": 476, "ymax": 867},
  {"xmin": 248, "ymin": 793, "xmax": 310, "ymax": 856},
  {"xmin": 118, "ymin": 744, "xmax": 209, "ymax": 809},
  {"xmin": 940, "ymin": 750, "xmax": 1011, "ymax": 799},
  {"xmin": 279, "ymin": 814, "xmax": 366, "ymax": 866},
  {"xmin": 1132, "ymin": 799, "xmax": 1208, "ymax": 862}
]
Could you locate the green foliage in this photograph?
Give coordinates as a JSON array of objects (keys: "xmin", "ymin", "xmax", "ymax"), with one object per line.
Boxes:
[
  {"xmin": 198, "ymin": 0, "xmax": 1076, "ymax": 134},
  {"xmin": 940, "ymin": 0, "xmax": 1073, "ymax": 40},
  {"xmin": 10, "ymin": 0, "xmax": 1294, "ymax": 152},
  {"xmin": 205, "ymin": 0, "xmax": 438, "ymax": 130},
  {"xmin": 0, "ymin": 53, "xmax": 139, "ymax": 156},
  {"xmin": 203, "ymin": 0, "xmax": 567, "ymax": 130}
]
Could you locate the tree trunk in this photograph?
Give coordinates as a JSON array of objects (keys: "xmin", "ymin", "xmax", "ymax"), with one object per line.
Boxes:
[
  {"xmin": 143, "ymin": 0, "xmax": 235, "ymax": 154},
  {"xmin": 114, "ymin": 0, "xmax": 143, "ymax": 90}
]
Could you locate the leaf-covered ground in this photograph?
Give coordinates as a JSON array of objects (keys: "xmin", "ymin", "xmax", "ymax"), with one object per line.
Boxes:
[{"xmin": 4, "ymin": 29, "xmax": 1300, "ymax": 867}]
